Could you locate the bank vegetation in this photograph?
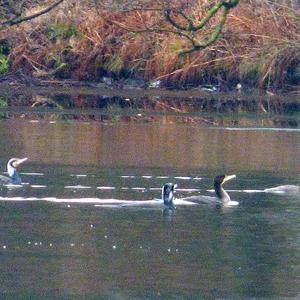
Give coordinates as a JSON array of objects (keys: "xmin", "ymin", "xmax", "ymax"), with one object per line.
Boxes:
[{"xmin": 0, "ymin": 0, "xmax": 299, "ymax": 91}]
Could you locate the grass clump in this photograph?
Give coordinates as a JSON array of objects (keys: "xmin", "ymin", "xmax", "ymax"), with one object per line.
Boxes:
[
  {"xmin": 0, "ymin": 39, "xmax": 11, "ymax": 75},
  {"xmin": 239, "ymin": 45, "xmax": 300, "ymax": 89},
  {"xmin": 0, "ymin": 54, "xmax": 9, "ymax": 75},
  {"xmin": 48, "ymin": 24, "xmax": 78, "ymax": 41},
  {"xmin": 0, "ymin": 97, "xmax": 8, "ymax": 107},
  {"xmin": 103, "ymin": 55, "xmax": 125, "ymax": 77}
]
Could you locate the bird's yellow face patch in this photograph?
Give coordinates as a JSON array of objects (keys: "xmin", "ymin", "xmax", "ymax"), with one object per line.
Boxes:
[
  {"xmin": 12, "ymin": 157, "xmax": 28, "ymax": 168},
  {"xmin": 223, "ymin": 174, "xmax": 236, "ymax": 184}
]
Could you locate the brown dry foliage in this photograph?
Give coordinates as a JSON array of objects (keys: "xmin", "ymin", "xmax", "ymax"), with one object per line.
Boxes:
[{"xmin": 2, "ymin": 0, "xmax": 300, "ymax": 88}]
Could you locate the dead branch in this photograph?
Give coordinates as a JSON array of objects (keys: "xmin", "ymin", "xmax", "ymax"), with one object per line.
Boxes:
[
  {"xmin": 110, "ymin": 0, "xmax": 240, "ymax": 55},
  {"xmin": 0, "ymin": 0, "xmax": 65, "ymax": 30}
]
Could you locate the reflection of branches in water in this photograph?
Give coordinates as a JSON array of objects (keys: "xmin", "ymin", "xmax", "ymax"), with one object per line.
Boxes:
[{"xmin": 146, "ymin": 96, "xmax": 218, "ymax": 125}]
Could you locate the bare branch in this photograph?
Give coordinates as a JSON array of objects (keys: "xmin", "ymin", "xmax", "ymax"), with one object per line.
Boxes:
[
  {"xmin": 96, "ymin": 0, "xmax": 240, "ymax": 55},
  {"xmin": 111, "ymin": 20, "xmax": 196, "ymax": 44},
  {"xmin": 222, "ymin": 0, "xmax": 240, "ymax": 9},
  {"xmin": 0, "ymin": 0, "xmax": 65, "ymax": 30},
  {"xmin": 164, "ymin": 9, "xmax": 190, "ymax": 31},
  {"xmin": 192, "ymin": 1, "xmax": 225, "ymax": 31}
]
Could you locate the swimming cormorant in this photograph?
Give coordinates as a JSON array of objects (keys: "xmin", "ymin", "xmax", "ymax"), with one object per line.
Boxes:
[
  {"xmin": 162, "ymin": 183, "xmax": 177, "ymax": 209},
  {"xmin": 264, "ymin": 185, "xmax": 300, "ymax": 196},
  {"xmin": 0, "ymin": 158, "xmax": 28, "ymax": 185},
  {"xmin": 182, "ymin": 174, "xmax": 238, "ymax": 206}
]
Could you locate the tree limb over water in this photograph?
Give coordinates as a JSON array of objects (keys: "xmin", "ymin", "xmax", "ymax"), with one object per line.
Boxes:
[
  {"xmin": 0, "ymin": 0, "xmax": 65, "ymax": 30},
  {"xmin": 96, "ymin": 0, "xmax": 240, "ymax": 55}
]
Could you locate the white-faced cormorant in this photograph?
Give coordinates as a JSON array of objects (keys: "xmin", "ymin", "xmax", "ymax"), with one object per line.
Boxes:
[
  {"xmin": 0, "ymin": 158, "xmax": 28, "ymax": 185},
  {"xmin": 182, "ymin": 174, "xmax": 238, "ymax": 206}
]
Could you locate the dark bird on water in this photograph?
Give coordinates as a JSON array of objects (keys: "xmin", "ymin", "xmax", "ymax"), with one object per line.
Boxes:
[
  {"xmin": 0, "ymin": 158, "xmax": 28, "ymax": 185},
  {"xmin": 162, "ymin": 183, "xmax": 177, "ymax": 209},
  {"xmin": 182, "ymin": 174, "xmax": 238, "ymax": 206}
]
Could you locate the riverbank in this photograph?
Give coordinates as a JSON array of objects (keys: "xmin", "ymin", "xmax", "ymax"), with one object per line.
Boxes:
[
  {"xmin": 1, "ymin": 73, "xmax": 299, "ymax": 102},
  {"xmin": 0, "ymin": 0, "xmax": 299, "ymax": 92}
]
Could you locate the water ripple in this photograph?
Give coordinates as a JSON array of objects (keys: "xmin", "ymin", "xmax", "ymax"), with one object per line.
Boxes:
[{"xmin": 64, "ymin": 185, "xmax": 92, "ymax": 189}]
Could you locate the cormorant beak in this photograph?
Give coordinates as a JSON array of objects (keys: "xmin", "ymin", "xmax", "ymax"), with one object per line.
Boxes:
[
  {"xmin": 12, "ymin": 157, "xmax": 28, "ymax": 168},
  {"xmin": 223, "ymin": 174, "xmax": 236, "ymax": 184}
]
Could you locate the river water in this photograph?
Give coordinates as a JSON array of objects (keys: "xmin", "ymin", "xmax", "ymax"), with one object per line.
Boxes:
[{"xmin": 0, "ymin": 87, "xmax": 299, "ymax": 298}]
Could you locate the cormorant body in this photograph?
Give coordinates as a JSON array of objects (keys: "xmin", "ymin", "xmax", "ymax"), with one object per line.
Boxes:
[
  {"xmin": 162, "ymin": 183, "xmax": 177, "ymax": 209},
  {"xmin": 182, "ymin": 174, "xmax": 238, "ymax": 206},
  {"xmin": 264, "ymin": 185, "xmax": 300, "ymax": 196}
]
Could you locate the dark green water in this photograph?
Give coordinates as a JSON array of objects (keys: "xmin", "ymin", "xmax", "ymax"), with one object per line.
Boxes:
[{"xmin": 0, "ymin": 118, "xmax": 299, "ymax": 299}]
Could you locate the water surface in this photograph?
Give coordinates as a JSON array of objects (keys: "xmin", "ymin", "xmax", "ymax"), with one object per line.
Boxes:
[{"xmin": 0, "ymin": 88, "xmax": 299, "ymax": 298}]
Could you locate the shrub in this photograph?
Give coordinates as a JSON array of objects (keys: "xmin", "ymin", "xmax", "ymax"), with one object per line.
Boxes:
[{"xmin": 0, "ymin": 54, "xmax": 9, "ymax": 75}]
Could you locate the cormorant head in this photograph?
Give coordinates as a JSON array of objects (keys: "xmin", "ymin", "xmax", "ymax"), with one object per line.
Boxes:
[
  {"xmin": 7, "ymin": 157, "xmax": 28, "ymax": 178},
  {"xmin": 236, "ymin": 83, "xmax": 242, "ymax": 93},
  {"xmin": 214, "ymin": 174, "xmax": 236, "ymax": 198},
  {"xmin": 162, "ymin": 183, "xmax": 177, "ymax": 208}
]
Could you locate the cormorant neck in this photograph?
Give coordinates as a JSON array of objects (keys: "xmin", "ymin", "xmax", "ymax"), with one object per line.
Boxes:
[
  {"xmin": 214, "ymin": 184, "xmax": 231, "ymax": 202},
  {"xmin": 163, "ymin": 191, "xmax": 174, "ymax": 207},
  {"xmin": 7, "ymin": 163, "xmax": 15, "ymax": 178}
]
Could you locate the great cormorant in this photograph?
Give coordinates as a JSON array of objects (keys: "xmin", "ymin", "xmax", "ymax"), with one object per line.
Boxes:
[
  {"xmin": 162, "ymin": 183, "xmax": 177, "ymax": 209},
  {"xmin": 120, "ymin": 183, "xmax": 179, "ymax": 208},
  {"xmin": 0, "ymin": 158, "xmax": 28, "ymax": 185},
  {"xmin": 182, "ymin": 174, "xmax": 238, "ymax": 206},
  {"xmin": 264, "ymin": 185, "xmax": 300, "ymax": 196}
]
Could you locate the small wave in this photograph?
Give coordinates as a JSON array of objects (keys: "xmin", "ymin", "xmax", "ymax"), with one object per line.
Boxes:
[
  {"xmin": 174, "ymin": 177, "xmax": 192, "ymax": 180},
  {"xmin": 98, "ymin": 198, "xmax": 198, "ymax": 207},
  {"xmin": 241, "ymin": 189, "xmax": 265, "ymax": 193},
  {"xmin": 227, "ymin": 189, "xmax": 265, "ymax": 193},
  {"xmin": 0, "ymin": 197, "xmax": 38, "ymax": 201},
  {"xmin": 142, "ymin": 176, "xmax": 153, "ymax": 179},
  {"xmin": 121, "ymin": 175, "xmax": 136, "ymax": 178},
  {"xmin": 0, "ymin": 197, "xmax": 198, "ymax": 206},
  {"xmin": 20, "ymin": 172, "xmax": 44, "ymax": 176},
  {"xmin": 264, "ymin": 190, "xmax": 286, "ymax": 194},
  {"xmin": 64, "ymin": 185, "xmax": 92, "ymax": 189},
  {"xmin": 30, "ymin": 185, "xmax": 47, "ymax": 188},
  {"xmin": 207, "ymin": 189, "xmax": 264, "ymax": 193},
  {"xmin": 156, "ymin": 176, "xmax": 169, "ymax": 179},
  {"xmin": 0, "ymin": 197, "xmax": 131, "ymax": 204},
  {"xmin": 176, "ymin": 188, "xmax": 201, "ymax": 192},
  {"xmin": 222, "ymin": 127, "xmax": 300, "ymax": 132},
  {"xmin": 70, "ymin": 174, "xmax": 88, "ymax": 177},
  {"xmin": 97, "ymin": 186, "xmax": 116, "ymax": 190},
  {"xmin": 4, "ymin": 184, "xmax": 24, "ymax": 188}
]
